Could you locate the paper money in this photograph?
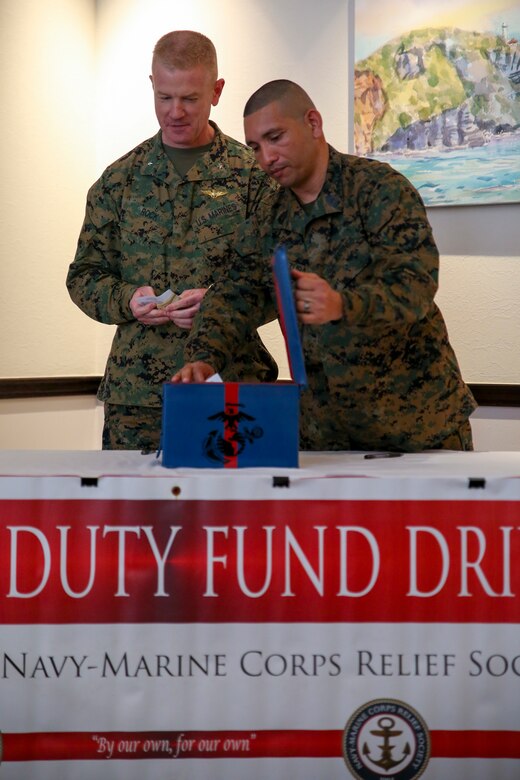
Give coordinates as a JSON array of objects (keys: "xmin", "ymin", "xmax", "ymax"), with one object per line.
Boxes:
[{"xmin": 137, "ymin": 289, "xmax": 178, "ymax": 308}]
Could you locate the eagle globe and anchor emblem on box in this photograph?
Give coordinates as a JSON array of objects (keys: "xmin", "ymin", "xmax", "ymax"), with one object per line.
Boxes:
[
  {"xmin": 342, "ymin": 699, "xmax": 431, "ymax": 780},
  {"xmin": 203, "ymin": 400, "xmax": 264, "ymax": 465}
]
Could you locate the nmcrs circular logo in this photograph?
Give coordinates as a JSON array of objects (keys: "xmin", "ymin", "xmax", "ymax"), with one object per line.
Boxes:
[{"xmin": 342, "ymin": 699, "xmax": 430, "ymax": 780}]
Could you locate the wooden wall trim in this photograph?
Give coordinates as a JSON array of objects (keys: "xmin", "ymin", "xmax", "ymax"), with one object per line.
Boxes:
[
  {"xmin": 1, "ymin": 378, "xmax": 520, "ymax": 407},
  {"xmin": 468, "ymin": 384, "xmax": 520, "ymax": 407},
  {"xmin": 0, "ymin": 377, "xmax": 101, "ymax": 399}
]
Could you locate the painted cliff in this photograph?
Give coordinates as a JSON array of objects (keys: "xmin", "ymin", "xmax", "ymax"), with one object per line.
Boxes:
[{"xmin": 354, "ymin": 26, "xmax": 520, "ymax": 156}]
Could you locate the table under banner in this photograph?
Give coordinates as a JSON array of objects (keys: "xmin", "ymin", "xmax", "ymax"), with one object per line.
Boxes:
[{"xmin": 0, "ymin": 450, "xmax": 519, "ymax": 780}]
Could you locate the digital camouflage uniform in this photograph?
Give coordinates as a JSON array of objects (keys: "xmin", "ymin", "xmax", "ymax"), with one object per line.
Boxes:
[
  {"xmin": 66, "ymin": 124, "xmax": 278, "ymax": 431},
  {"xmin": 184, "ymin": 146, "xmax": 477, "ymax": 452}
]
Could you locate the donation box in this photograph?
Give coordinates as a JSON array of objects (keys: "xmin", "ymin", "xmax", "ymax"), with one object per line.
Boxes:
[{"xmin": 161, "ymin": 247, "xmax": 306, "ymax": 468}]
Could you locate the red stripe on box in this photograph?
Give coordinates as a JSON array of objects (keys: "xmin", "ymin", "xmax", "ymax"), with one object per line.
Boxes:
[
  {"xmin": 2, "ymin": 729, "xmax": 520, "ymax": 761},
  {"xmin": 223, "ymin": 382, "xmax": 239, "ymax": 469}
]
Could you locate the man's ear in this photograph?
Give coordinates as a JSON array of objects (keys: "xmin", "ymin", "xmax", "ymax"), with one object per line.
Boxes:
[
  {"xmin": 305, "ymin": 108, "xmax": 323, "ymax": 137},
  {"xmin": 212, "ymin": 78, "xmax": 225, "ymax": 106}
]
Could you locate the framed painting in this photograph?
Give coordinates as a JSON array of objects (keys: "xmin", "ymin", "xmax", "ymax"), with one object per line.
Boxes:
[{"xmin": 354, "ymin": 0, "xmax": 520, "ymax": 206}]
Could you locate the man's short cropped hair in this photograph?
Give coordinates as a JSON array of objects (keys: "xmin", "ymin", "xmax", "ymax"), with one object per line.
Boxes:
[
  {"xmin": 243, "ymin": 79, "xmax": 315, "ymax": 118},
  {"xmin": 152, "ymin": 30, "xmax": 218, "ymax": 80}
]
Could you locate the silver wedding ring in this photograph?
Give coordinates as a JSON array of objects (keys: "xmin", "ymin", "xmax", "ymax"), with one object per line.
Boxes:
[{"xmin": 303, "ymin": 300, "xmax": 310, "ymax": 313}]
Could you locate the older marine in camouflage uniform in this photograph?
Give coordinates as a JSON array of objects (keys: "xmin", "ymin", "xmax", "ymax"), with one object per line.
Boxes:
[
  {"xmin": 67, "ymin": 30, "xmax": 277, "ymax": 450},
  {"xmin": 182, "ymin": 144, "xmax": 476, "ymax": 451}
]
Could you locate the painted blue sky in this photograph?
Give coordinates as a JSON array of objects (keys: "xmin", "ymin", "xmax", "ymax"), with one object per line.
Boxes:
[{"xmin": 355, "ymin": 0, "xmax": 520, "ymax": 61}]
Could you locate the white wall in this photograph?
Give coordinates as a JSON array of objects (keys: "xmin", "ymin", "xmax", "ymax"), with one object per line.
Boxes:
[
  {"xmin": 0, "ymin": 396, "xmax": 104, "ymax": 450},
  {"xmin": 0, "ymin": 0, "xmax": 99, "ymax": 377},
  {"xmin": 0, "ymin": 0, "xmax": 519, "ymax": 451},
  {"xmin": 94, "ymin": 0, "xmax": 350, "ymax": 169},
  {"xmin": 436, "ymin": 255, "xmax": 520, "ymax": 383}
]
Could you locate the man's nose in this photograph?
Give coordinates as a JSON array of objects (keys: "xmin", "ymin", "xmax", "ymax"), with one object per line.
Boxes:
[
  {"xmin": 169, "ymin": 100, "xmax": 185, "ymax": 118},
  {"xmin": 258, "ymin": 145, "xmax": 277, "ymax": 169}
]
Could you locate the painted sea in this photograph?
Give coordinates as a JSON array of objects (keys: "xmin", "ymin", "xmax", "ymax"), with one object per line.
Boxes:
[{"xmin": 368, "ymin": 132, "xmax": 520, "ymax": 207}]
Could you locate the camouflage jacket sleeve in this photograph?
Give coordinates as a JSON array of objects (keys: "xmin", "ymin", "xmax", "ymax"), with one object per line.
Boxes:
[
  {"xmin": 183, "ymin": 214, "xmax": 278, "ymax": 375},
  {"xmin": 330, "ymin": 153, "xmax": 440, "ymax": 330},
  {"xmin": 66, "ymin": 176, "xmax": 136, "ymax": 325}
]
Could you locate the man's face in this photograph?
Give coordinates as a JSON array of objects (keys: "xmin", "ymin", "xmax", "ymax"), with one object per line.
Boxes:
[
  {"xmin": 151, "ymin": 62, "xmax": 224, "ymax": 148},
  {"xmin": 244, "ymin": 101, "xmax": 318, "ymax": 194}
]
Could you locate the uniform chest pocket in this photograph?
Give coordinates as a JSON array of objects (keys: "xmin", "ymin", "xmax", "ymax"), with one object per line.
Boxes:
[
  {"xmin": 119, "ymin": 189, "xmax": 173, "ymax": 250},
  {"xmin": 120, "ymin": 216, "xmax": 171, "ymax": 249},
  {"xmin": 192, "ymin": 199, "xmax": 243, "ymax": 245}
]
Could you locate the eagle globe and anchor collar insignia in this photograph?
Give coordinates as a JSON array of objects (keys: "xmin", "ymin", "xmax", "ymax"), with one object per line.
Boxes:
[{"xmin": 343, "ymin": 699, "xmax": 431, "ymax": 780}]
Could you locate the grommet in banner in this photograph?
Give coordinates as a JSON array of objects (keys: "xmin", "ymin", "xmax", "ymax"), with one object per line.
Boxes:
[
  {"xmin": 272, "ymin": 476, "xmax": 290, "ymax": 488},
  {"xmin": 468, "ymin": 477, "xmax": 486, "ymax": 489},
  {"xmin": 80, "ymin": 477, "xmax": 98, "ymax": 487}
]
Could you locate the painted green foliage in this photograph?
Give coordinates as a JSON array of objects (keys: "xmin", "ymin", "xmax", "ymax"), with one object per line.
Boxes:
[{"xmin": 356, "ymin": 26, "xmax": 519, "ymax": 150}]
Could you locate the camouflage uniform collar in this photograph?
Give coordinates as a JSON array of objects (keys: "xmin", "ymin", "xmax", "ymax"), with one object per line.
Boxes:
[
  {"xmin": 139, "ymin": 131, "xmax": 175, "ymax": 183},
  {"xmin": 141, "ymin": 123, "xmax": 231, "ymax": 183},
  {"xmin": 272, "ymin": 145, "xmax": 344, "ymax": 232},
  {"xmin": 322, "ymin": 145, "xmax": 348, "ymax": 212},
  {"xmin": 183, "ymin": 122, "xmax": 230, "ymax": 181}
]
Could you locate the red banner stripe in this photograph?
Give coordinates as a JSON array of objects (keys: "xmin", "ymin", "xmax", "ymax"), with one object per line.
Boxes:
[
  {"xmin": 431, "ymin": 730, "xmax": 520, "ymax": 759},
  {"xmin": 2, "ymin": 729, "xmax": 520, "ymax": 761},
  {"xmin": 1, "ymin": 730, "xmax": 338, "ymax": 761},
  {"xmin": 2, "ymin": 498, "xmax": 520, "ymax": 624}
]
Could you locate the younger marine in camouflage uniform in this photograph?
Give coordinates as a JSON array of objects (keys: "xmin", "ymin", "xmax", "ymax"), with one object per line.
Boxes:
[
  {"xmin": 66, "ymin": 32, "xmax": 276, "ymax": 450},
  {"xmin": 175, "ymin": 80, "xmax": 476, "ymax": 452}
]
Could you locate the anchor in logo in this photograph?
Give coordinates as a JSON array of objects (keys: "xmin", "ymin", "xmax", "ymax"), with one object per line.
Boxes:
[
  {"xmin": 204, "ymin": 402, "xmax": 263, "ymax": 464},
  {"xmin": 362, "ymin": 716, "xmax": 411, "ymax": 771}
]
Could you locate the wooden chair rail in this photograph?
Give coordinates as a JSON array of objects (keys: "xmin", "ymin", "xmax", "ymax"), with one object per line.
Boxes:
[{"xmin": 1, "ymin": 378, "xmax": 520, "ymax": 407}]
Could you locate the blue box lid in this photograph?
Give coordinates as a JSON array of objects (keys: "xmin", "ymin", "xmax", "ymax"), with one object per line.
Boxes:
[{"xmin": 272, "ymin": 245, "xmax": 308, "ymax": 388}]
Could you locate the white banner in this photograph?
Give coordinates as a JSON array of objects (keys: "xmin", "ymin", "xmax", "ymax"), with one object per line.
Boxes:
[{"xmin": 0, "ymin": 451, "xmax": 519, "ymax": 779}]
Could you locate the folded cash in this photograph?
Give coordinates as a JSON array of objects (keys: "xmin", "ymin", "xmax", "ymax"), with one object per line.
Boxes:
[{"xmin": 137, "ymin": 289, "xmax": 178, "ymax": 308}]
